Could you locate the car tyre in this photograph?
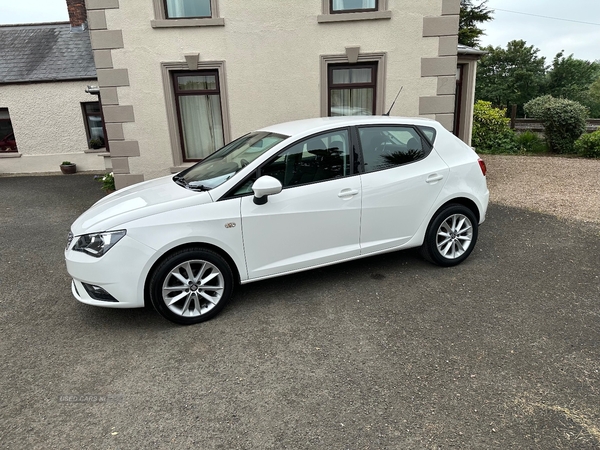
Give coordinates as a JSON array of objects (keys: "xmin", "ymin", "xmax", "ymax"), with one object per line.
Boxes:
[
  {"xmin": 421, "ymin": 204, "xmax": 478, "ymax": 267},
  {"xmin": 149, "ymin": 248, "xmax": 234, "ymax": 325}
]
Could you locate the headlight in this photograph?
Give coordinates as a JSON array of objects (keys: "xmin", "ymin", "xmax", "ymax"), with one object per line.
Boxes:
[{"xmin": 72, "ymin": 230, "xmax": 126, "ymax": 257}]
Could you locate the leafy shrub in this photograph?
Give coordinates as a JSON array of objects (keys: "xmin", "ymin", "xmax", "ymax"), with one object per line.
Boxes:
[
  {"xmin": 524, "ymin": 95, "xmax": 589, "ymax": 154},
  {"xmin": 96, "ymin": 172, "xmax": 116, "ymax": 192},
  {"xmin": 574, "ymin": 130, "xmax": 600, "ymax": 158},
  {"xmin": 515, "ymin": 131, "xmax": 548, "ymax": 154},
  {"xmin": 472, "ymin": 100, "xmax": 518, "ymax": 154}
]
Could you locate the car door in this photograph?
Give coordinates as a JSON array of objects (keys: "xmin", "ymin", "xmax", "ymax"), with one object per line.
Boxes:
[
  {"xmin": 239, "ymin": 129, "xmax": 362, "ymax": 280},
  {"xmin": 357, "ymin": 125, "xmax": 449, "ymax": 254}
]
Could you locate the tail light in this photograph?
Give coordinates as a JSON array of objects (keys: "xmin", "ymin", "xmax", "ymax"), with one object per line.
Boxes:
[{"xmin": 478, "ymin": 158, "xmax": 487, "ymax": 176}]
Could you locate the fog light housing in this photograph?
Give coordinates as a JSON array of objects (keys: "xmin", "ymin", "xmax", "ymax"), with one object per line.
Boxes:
[{"xmin": 82, "ymin": 283, "xmax": 118, "ymax": 302}]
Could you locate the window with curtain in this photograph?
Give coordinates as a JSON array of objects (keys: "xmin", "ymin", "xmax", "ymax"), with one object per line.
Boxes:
[
  {"xmin": 165, "ymin": 0, "xmax": 211, "ymax": 18},
  {"xmin": 328, "ymin": 63, "xmax": 377, "ymax": 116},
  {"xmin": 331, "ymin": 0, "xmax": 377, "ymax": 13},
  {"xmin": 173, "ymin": 71, "xmax": 225, "ymax": 161},
  {"xmin": 0, "ymin": 108, "xmax": 17, "ymax": 153},
  {"xmin": 82, "ymin": 102, "xmax": 105, "ymax": 149}
]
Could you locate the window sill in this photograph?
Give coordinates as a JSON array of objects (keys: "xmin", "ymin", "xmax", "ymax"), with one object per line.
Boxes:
[
  {"xmin": 151, "ymin": 18, "xmax": 225, "ymax": 28},
  {"xmin": 85, "ymin": 147, "xmax": 107, "ymax": 154},
  {"xmin": 0, "ymin": 152, "xmax": 21, "ymax": 158},
  {"xmin": 317, "ymin": 10, "xmax": 392, "ymax": 23}
]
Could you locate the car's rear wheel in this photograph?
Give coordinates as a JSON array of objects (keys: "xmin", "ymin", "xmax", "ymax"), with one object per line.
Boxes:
[
  {"xmin": 421, "ymin": 204, "xmax": 478, "ymax": 267},
  {"xmin": 149, "ymin": 248, "xmax": 234, "ymax": 325}
]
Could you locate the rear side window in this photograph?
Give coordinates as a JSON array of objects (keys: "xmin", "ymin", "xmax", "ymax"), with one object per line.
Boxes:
[
  {"xmin": 418, "ymin": 126, "xmax": 436, "ymax": 145},
  {"xmin": 358, "ymin": 126, "xmax": 428, "ymax": 173}
]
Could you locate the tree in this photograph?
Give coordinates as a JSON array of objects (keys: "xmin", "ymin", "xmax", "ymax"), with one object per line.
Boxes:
[
  {"xmin": 546, "ymin": 52, "xmax": 600, "ymax": 117},
  {"xmin": 590, "ymin": 77, "xmax": 600, "ymax": 103},
  {"xmin": 547, "ymin": 52, "xmax": 600, "ymax": 99},
  {"xmin": 459, "ymin": 0, "xmax": 493, "ymax": 47},
  {"xmin": 475, "ymin": 40, "xmax": 547, "ymax": 113}
]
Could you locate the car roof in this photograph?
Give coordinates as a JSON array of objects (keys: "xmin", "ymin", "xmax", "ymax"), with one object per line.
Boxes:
[{"xmin": 258, "ymin": 116, "xmax": 438, "ymax": 137}]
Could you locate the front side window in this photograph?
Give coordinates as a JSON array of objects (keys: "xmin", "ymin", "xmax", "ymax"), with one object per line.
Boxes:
[
  {"xmin": 165, "ymin": 0, "xmax": 211, "ymax": 18},
  {"xmin": 179, "ymin": 132, "xmax": 287, "ymax": 191},
  {"xmin": 262, "ymin": 129, "xmax": 352, "ymax": 188},
  {"xmin": 358, "ymin": 126, "xmax": 428, "ymax": 173},
  {"xmin": 328, "ymin": 63, "xmax": 377, "ymax": 117},
  {"xmin": 0, "ymin": 108, "xmax": 17, "ymax": 153},
  {"xmin": 82, "ymin": 102, "xmax": 105, "ymax": 149},
  {"xmin": 173, "ymin": 70, "xmax": 224, "ymax": 161},
  {"xmin": 331, "ymin": 0, "xmax": 377, "ymax": 13}
]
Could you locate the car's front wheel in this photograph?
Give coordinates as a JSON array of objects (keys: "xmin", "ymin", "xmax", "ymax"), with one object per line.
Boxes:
[
  {"xmin": 149, "ymin": 248, "xmax": 234, "ymax": 325},
  {"xmin": 421, "ymin": 204, "xmax": 478, "ymax": 267}
]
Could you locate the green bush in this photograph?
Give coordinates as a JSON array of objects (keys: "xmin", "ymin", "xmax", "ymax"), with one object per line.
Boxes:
[
  {"xmin": 515, "ymin": 131, "xmax": 548, "ymax": 154},
  {"xmin": 472, "ymin": 100, "xmax": 518, "ymax": 154},
  {"xmin": 574, "ymin": 130, "xmax": 600, "ymax": 158},
  {"xmin": 524, "ymin": 95, "xmax": 589, "ymax": 154}
]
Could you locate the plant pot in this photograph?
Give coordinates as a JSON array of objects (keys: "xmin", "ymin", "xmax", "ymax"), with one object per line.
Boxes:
[{"xmin": 60, "ymin": 164, "xmax": 77, "ymax": 175}]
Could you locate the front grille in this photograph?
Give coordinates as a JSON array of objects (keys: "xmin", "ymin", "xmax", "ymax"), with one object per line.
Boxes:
[{"xmin": 66, "ymin": 231, "xmax": 74, "ymax": 250}]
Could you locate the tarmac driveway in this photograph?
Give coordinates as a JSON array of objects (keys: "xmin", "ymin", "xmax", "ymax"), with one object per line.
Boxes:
[{"xmin": 0, "ymin": 174, "xmax": 599, "ymax": 449}]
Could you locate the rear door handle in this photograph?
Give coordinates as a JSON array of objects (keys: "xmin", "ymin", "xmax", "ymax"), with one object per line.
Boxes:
[
  {"xmin": 426, "ymin": 174, "xmax": 444, "ymax": 184},
  {"xmin": 338, "ymin": 188, "xmax": 359, "ymax": 198}
]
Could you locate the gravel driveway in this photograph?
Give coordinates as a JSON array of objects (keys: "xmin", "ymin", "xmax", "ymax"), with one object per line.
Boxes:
[
  {"xmin": 0, "ymin": 157, "xmax": 598, "ymax": 449},
  {"xmin": 483, "ymin": 155, "xmax": 600, "ymax": 227}
]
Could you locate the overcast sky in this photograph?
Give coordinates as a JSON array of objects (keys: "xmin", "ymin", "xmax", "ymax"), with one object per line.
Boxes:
[
  {"xmin": 1, "ymin": 0, "xmax": 599, "ymax": 64},
  {"xmin": 481, "ymin": 0, "xmax": 600, "ymax": 63}
]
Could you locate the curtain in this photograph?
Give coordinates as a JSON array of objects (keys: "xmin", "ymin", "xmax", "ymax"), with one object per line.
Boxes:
[
  {"xmin": 179, "ymin": 95, "xmax": 224, "ymax": 160},
  {"xmin": 331, "ymin": 89, "xmax": 374, "ymax": 116},
  {"xmin": 333, "ymin": 0, "xmax": 375, "ymax": 11},
  {"xmin": 166, "ymin": 0, "xmax": 211, "ymax": 18},
  {"xmin": 330, "ymin": 67, "xmax": 374, "ymax": 116}
]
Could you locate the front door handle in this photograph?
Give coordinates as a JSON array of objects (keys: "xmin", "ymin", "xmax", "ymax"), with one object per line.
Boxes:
[
  {"xmin": 426, "ymin": 174, "xmax": 444, "ymax": 184},
  {"xmin": 338, "ymin": 188, "xmax": 359, "ymax": 198}
]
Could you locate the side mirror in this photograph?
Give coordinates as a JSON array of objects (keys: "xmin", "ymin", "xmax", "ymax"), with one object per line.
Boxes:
[{"xmin": 252, "ymin": 175, "xmax": 282, "ymax": 205}]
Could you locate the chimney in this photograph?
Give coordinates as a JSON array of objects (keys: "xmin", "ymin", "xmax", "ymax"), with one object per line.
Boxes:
[{"xmin": 66, "ymin": 0, "xmax": 87, "ymax": 32}]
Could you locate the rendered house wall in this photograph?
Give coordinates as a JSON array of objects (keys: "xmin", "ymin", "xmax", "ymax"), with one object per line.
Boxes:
[
  {"xmin": 87, "ymin": 0, "xmax": 460, "ymax": 187},
  {"xmin": 0, "ymin": 80, "xmax": 106, "ymax": 174}
]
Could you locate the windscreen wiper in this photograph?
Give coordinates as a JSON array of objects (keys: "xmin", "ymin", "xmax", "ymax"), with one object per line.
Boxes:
[
  {"xmin": 187, "ymin": 183, "xmax": 209, "ymax": 191},
  {"xmin": 173, "ymin": 175, "xmax": 189, "ymax": 188}
]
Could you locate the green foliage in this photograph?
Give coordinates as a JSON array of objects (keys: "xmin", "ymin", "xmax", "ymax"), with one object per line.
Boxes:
[
  {"xmin": 547, "ymin": 52, "xmax": 600, "ymax": 99},
  {"xmin": 472, "ymin": 100, "xmax": 518, "ymax": 154},
  {"xmin": 96, "ymin": 172, "xmax": 115, "ymax": 192},
  {"xmin": 61, "ymin": 161, "xmax": 73, "ymax": 165},
  {"xmin": 89, "ymin": 138, "xmax": 103, "ymax": 149},
  {"xmin": 524, "ymin": 96, "xmax": 589, "ymax": 154},
  {"xmin": 522, "ymin": 95, "xmax": 554, "ymax": 118},
  {"xmin": 574, "ymin": 130, "xmax": 600, "ymax": 158},
  {"xmin": 588, "ymin": 77, "xmax": 600, "ymax": 117},
  {"xmin": 515, "ymin": 131, "xmax": 548, "ymax": 154},
  {"xmin": 546, "ymin": 52, "xmax": 600, "ymax": 118},
  {"xmin": 459, "ymin": 0, "xmax": 493, "ymax": 47},
  {"xmin": 476, "ymin": 40, "xmax": 547, "ymax": 112},
  {"xmin": 590, "ymin": 77, "xmax": 600, "ymax": 103}
]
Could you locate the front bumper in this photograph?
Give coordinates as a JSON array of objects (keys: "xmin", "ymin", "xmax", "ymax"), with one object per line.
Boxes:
[{"xmin": 65, "ymin": 234, "xmax": 156, "ymax": 308}]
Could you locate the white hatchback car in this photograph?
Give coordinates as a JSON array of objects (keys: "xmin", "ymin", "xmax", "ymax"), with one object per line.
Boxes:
[{"xmin": 65, "ymin": 116, "xmax": 489, "ymax": 325}]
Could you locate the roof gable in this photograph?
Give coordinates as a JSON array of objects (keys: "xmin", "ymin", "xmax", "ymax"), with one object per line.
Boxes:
[{"xmin": 0, "ymin": 23, "xmax": 96, "ymax": 84}]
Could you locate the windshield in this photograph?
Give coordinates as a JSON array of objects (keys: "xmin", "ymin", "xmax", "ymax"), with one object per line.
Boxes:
[{"xmin": 177, "ymin": 132, "xmax": 287, "ymax": 191}]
